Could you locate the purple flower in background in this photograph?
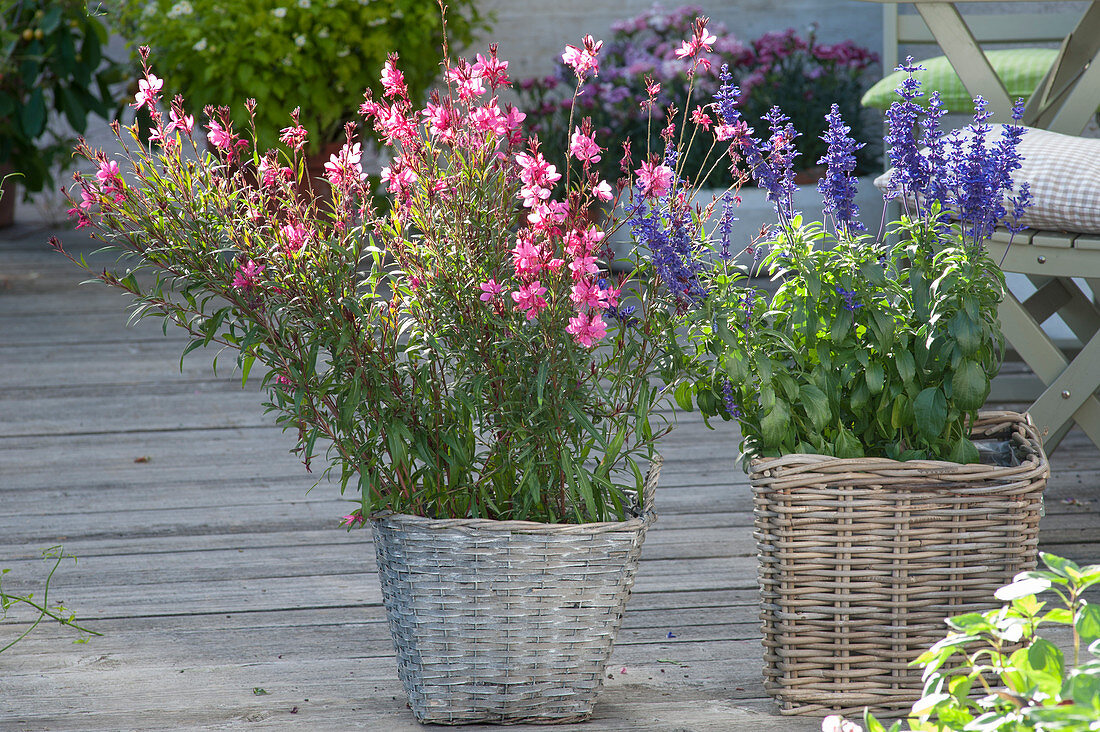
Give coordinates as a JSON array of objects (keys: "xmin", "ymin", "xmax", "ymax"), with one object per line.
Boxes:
[{"xmin": 817, "ymin": 104, "xmax": 866, "ymax": 236}]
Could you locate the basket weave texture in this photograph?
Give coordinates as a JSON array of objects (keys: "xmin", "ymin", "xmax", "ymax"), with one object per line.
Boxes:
[
  {"xmin": 750, "ymin": 411, "xmax": 1048, "ymax": 716},
  {"xmin": 371, "ymin": 460, "xmax": 660, "ymax": 725}
]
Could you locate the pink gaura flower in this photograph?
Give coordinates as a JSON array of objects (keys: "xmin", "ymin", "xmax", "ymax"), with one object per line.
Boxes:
[
  {"xmin": 374, "ymin": 103, "xmax": 417, "ymax": 145},
  {"xmin": 511, "ymin": 281, "xmax": 548, "ymax": 320},
  {"xmin": 636, "ymin": 161, "xmax": 674, "ymax": 199},
  {"xmin": 381, "ymin": 56, "xmax": 407, "ymax": 99},
  {"xmin": 95, "ymin": 160, "xmax": 121, "ymax": 188},
  {"xmin": 469, "ymin": 101, "xmax": 507, "ymax": 136},
  {"xmin": 645, "ymin": 79, "xmax": 661, "ymax": 97},
  {"xmin": 691, "ymin": 107, "xmax": 713, "ymax": 130},
  {"xmin": 447, "ymin": 63, "xmax": 485, "ymax": 101},
  {"xmin": 593, "ymin": 180, "xmax": 614, "ymax": 202},
  {"xmin": 526, "ymin": 199, "xmax": 569, "ymax": 230},
  {"xmin": 502, "ymin": 105, "xmax": 526, "ymax": 145},
  {"xmin": 511, "ymin": 237, "xmax": 545, "ymax": 276},
  {"xmin": 478, "ymin": 279, "xmax": 503, "ymax": 302},
  {"xmin": 132, "ymin": 73, "xmax": 163, "ymax": 111},
  {"xmin": 569, "ymin": 127, "xmax": 602, "ymax": 164},
  {"xmin": 279, "ymin": 122, "xmax": 308, "ymax": 150},
  {"xmin": 564, "ymin": 225, "xmax": 605, "ymax": 257},
  {"xmin": 206, "ymin": 120, "xmax": 237, "ymax": 151},
  {"xmin": 380, "ymin": 161, "xmax": 417, "ymax": 198},
  {"xmin": 165, "ymin": 108, "xmax": 195, "ymax": 136},
  {"xmin": 568, "ymin": 254, "xmax": 599, "ymax": 281},
  {"xmin": 472, "ymin": 50, "xmax": 510, "ymax": 88},
  {"xmin": 259, "ymin": 158, "xmax": 293, "ymax": 188},
  {"xmin": 280, "ymin": 223, "xmax": 312, "ymax": 254},
  {"xmin": 324, "ymin": 141, "xmax": 367, "ymax": 189},
  {"xmin": 422, "ymin": 102, "xmax": 456, "ymax": 141},
  {"xmin": 566, "ymin": 310, "xmax": 607, "ymax": 347},
  {"xmin": 570, "ymin": 278, "xmax": 603, "ymax": 309},
  {"xmin": 562, "ymin": 35, "xmax": 602, "ymax": 79},
  {"xmin": 231, "ymin": 259, "xmax": 265, "ymax": 291},
  {"xmin": 674, "ymin": 20, "xmax": 718, "ymax": 59},
  {"xmin": 339, "ymin": 510, "xmax": 365, "ymax": 528}
]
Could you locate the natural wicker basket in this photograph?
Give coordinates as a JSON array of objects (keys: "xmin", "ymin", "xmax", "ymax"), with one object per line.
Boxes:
[
  {"xmin": 750, "ymin": 411, "xmax": 1048, "ymax": 716},
  {"xmin": 371, "ymin": 460, "xmax": 660, "ymax": 725}
]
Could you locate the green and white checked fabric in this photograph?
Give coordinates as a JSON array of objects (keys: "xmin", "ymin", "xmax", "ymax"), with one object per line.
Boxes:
[
  {"xmin": 862, "ymin": 49, "xmax": 1058, "ymax": 112},
  {"xmin": 874, "ymin": 126, "xmax": 1100, "ymax": 234}
]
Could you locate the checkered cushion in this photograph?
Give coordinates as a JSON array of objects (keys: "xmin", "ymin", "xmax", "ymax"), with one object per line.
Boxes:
[{"xmin": 874, "ymin": 126, "xmax": 1100, "ymax": 234}]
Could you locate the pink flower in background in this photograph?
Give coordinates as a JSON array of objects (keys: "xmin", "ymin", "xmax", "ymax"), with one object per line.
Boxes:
[
  {"xmin": 231, "ymin": 260, "xmax": 264, "ymax": 291},
  {"xmin": 691, "ymin": 107, "xmax": 713, "ymax": 130},
  {"xmin": 593, "ymin": 180, "xmax": 614, "ymax": 201},
  {"xmin": 511, "ymin": 281, "xmax": 548, "ymax": 319},
  {"xmin": 479, "ymin": 279, "xmax": 503, "ymax": 302},
  {"xmin": 132, "ymin": 73, "xmax": 163, "ymax": 111},
  {"xmin": 259, "ymin": 158, "xmax": 293, "ymax": 188},
  {"xmin": 636, "ymin": 161, "xmax": 674, "ymax": 198},
  {"xmin": 566, "ymin": 311, "xmax": 607, "ymax": 347},
  {"xmin": 381, "ymin": 57, "xmax": 407, "ymax": 99},
  {"xmin": 569, "ymin": 127, "xmax": 602, "ymax": 164}
]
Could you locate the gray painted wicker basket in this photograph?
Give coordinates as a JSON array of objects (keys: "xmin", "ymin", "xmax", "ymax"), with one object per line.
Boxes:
[
  {"xmin": 750, "ymin": 411, "xmax": 1048, "ymax": 716},
  {"xmin": 371, "ymin": 460, "xmax": 660, "ymax": 725}
]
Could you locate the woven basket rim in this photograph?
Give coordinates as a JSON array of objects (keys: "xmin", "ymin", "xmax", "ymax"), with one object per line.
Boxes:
[
  {"xmin": 749, "ymin": 409, "xmax": 1047, "ymax": 475},
  {"xmin": 369, "ymin": 457, "xmax": 661, "ymax": 533}
]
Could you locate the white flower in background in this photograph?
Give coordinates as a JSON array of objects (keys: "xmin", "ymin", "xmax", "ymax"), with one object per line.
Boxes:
[
  {"xmin": 317, "ymin": 27, "xmax": 330, "ymax": 39},
  {"xmin": 272, "ymin": 6, "xmax": 287, "ymax": 18},
  {"xmin": 294, "ymin": 34, "xmax": 307, "ymax": 48},
  {"xmin": 297, "ymin": 0, "xmax": 311, "ymax": 7},
  {"xmin": 166, "ymin": 0, "xmax": 193, "ymax": 18},
  {"xmin": 192, "ymin": 37, "xmax": 207, "ymax": 52},
  {"xmin": 282, "ymin": 55, "xmax": 294, "ymax": 66}
]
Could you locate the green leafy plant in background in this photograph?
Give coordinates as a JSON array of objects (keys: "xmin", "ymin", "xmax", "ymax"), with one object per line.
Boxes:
[
  {"xmin": 0, "ymin": 0, "xmax": 123, "ymax": 195},
  {"xmin": 1, "ymin": 546, "xmax": 100, "ymax": 653},
  {"xmin": 113, "ymin": 0, "xmax": 486, "ymax": 153},
  {"xmin": 827, "ymin": 553, "xmax": 1100, "ymax": 732}
]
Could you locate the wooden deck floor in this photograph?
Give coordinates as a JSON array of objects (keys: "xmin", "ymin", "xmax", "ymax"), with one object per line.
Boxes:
[{"xmin": 3, "ymin": 225, "xmax": 1099, "ymax": 732}]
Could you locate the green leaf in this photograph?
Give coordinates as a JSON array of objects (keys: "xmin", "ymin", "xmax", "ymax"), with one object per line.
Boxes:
[
  {"xmin": 19, "ymin": 88, "xmax": 47, "ymax": 139},
  {"xmin": 895, "ymin": 349, "xmax": 916, "ymax": 385},
  {"xmin": 946, "ymin": 437, "xmax": 979, "ymax": 464},
  {"xmin": 952, "ymin": 360, "xmax": 989, "ymax": 412},
  {"xmin": 1077, "ymin": 603, "xmax": 1100, "ymax": 647},
  {"xmin": 673, "ymin": 382, "xmax": 694, "ymax": 412},
  {"xmin": 835, "ymin": 427, "xmax": 864, "ymax": 458},
  {"xmin": 995, "ymin": 576, "xmax": 1052, "ymax": 601},
  {"xmin": 759, "ymin": 400, "xmax": 790, "ymax": 449},
  {"xmin": 949, "ymin": 312, "xmax": 982, "ymax": 356},
  {"xmin": 913, "ymin": 387, "xmax": 947, "ymax": 441},
  {"xmin": 800, "ymin": 384, "xmax": 831, "ymax": 431},
  {"xmin": 723, "ymin": 351, "xmax": 749, "ymax": 384},
  {"xmin": 865, "ymin": 361, "xmax": 885, "ymax": 395},
  {"xmin": 830, "ymin": 308, "xmax": 854, "ymax": 342}
]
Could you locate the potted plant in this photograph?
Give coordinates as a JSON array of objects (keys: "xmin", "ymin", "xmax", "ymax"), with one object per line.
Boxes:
[
  {"xmin": 514, "ymin": 6, "xmax": 881, "ymax": 267},
  {"xmin": 649, "ymin": 61, "xmax": 1049, "ymax": 713},
  {"xmin": 112, "ymin": 0, "xmax": 485, "ymax": 157},
  {"xmin": 825, "ymin": 553, "xmax": 1100, "ymax": 732},
  {"xmin": 53, "ymin": 26, "xmax": 692, "ymax": 724},
  {"xmin": 0, "ymin": 0, "xmax": 123, "ymax": 225}
]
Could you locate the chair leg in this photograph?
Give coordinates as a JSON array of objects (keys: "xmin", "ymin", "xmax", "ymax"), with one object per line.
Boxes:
[{"xmin": 998, "ymin": 292, "xmax": 1100, "ymax": 453}]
